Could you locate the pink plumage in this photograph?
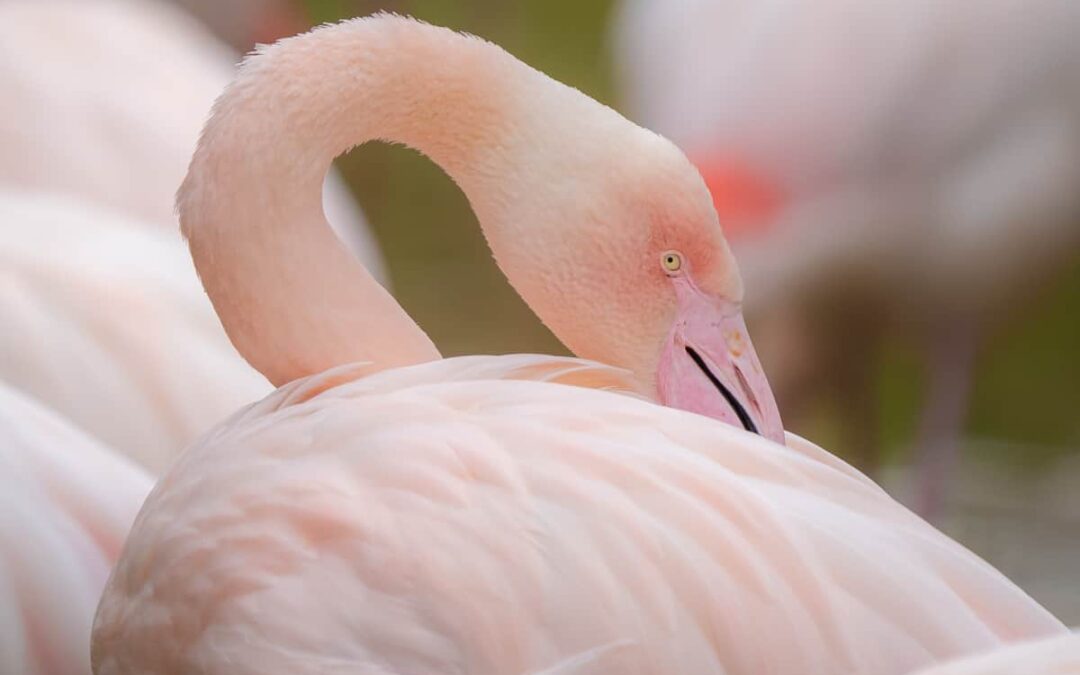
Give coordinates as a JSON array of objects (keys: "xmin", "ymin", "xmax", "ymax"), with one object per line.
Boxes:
[
  {"xmin": 94, "ymin": 356, "xmax": 1063, "ymax": 674},
  {"xmin": 0, "ymin": 190, "xmax": 268, "ymax": 471},
  {"xmin": 92, "ymin": 16, "xmax": 1065, "ymax": 674},
  {"xmin": 0, "ymin": 383, "xmax": 151, "ymax": 675},
  {"xmin": 905, "ymin": 631, "xmax": 1080, "ymax": 675},
  {"xmin": 0, "ymin": 0, "xmax": 386, "ymax": 468}
]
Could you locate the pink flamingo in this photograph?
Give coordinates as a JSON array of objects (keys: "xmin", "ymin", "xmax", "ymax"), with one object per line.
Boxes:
[
  {"xmin": 906, "ymin": 631, "xmax": 1080, "ymax": 675},
  {"xmin": 0, "ymin": 189, "xmax": 268, "ymax": 471},
  {"xmin": 0, "ymin": 0, "xmax": 383, "ymax": 270},
  {"xmin": 93, "ymin": 16, "xmax": 1063, "ymax": 674},
  {"xmin": 613, "ymin": 0, "xmax": 1080, "ymax": 515},
  {"xmin": 0, "ymin": 0, "xmax": 385, "ymax": 466},
  {"xmin": 0, "ymin": 383, "xmax": 151, "ymax": 675}
]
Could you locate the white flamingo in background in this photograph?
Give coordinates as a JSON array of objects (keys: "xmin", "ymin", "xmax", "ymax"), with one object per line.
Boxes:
[
  {"xmin": 613, "ymin": 0, "xmax": 1080, "ymax": 515},
  {"xmin": 0, "ymin": 191, "xmax": 269, "ymax": 471},
  {"xmin": 93, "ymin": 17, "xmax": 1063, "ymax": 675},
  {"xmin": 906, "ymin": 631, "xmax": 1079, "ymax": 675},
  {"xmin": 0, "ymin": 0, "xmax": 385, "ymax": 466},
  {"xmin": 0, "ymin": 0, "xmax": 383, "ymax": 271},
  {"xmin": 0, "ymin": 383, "xmax": 151, "ymax": 675}
]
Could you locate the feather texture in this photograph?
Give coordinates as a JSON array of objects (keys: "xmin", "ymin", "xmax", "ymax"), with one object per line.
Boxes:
[
  {"xmin": 0, "ymin": 383, "xmax": 152, "ymax": 675},
  {"xmin": 94, "ymin": 355, "xmax": 1063, "ymax": 675}
]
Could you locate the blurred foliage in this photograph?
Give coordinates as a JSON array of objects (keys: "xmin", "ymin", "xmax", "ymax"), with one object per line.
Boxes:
[
  {"xmin": 968, "ymin": 265, "xmax": 1080, "ymax": 455},
  {"xmin": 296, "ymin": 0, "xmax": 1078, "ymax": 465},
  {"xmin": 879, "ymin": 262, "xmax": 1080, "ymax": 466}
]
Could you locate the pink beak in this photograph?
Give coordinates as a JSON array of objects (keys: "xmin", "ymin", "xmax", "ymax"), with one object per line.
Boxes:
[{"xmin": 657, "ymin": 277, "xmax": 785, "ymax": 445}]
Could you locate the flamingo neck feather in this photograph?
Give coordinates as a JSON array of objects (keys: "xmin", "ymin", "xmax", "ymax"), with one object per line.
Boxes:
[{"xmin": 180, "ymin": 15, "xmax": 537, "ymax": 385}]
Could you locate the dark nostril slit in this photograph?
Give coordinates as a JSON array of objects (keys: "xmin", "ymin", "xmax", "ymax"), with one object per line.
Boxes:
[
  {"xmin": 733, "ymin": 365, "xmax": 761, "ymax": 416},
  {"xmin": 685, "ymin": 346, "xmax": 760, "ymax": 435}
]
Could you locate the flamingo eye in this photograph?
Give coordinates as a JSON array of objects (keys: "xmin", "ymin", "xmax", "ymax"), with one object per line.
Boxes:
[{"xmin": 661, "ymin": 250, "xmax": 683, "ymax": 275}]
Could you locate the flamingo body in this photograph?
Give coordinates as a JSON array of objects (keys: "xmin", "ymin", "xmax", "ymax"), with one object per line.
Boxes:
[
  {"xmin": 0, "ymin": 191, "xmax": 268, "ymax": 470},
  {"xmin": 0, "ymin": 383, "xmax": 152, "ymax": 675},
  {"xmin": 906, "ymin": 631, "xmax": 1080, "ymax": 675},
  {"xmin": 93, "ymin": 355, "xmax": 1064, "ymax": 675},
  {"xmin": 0, "ymin": 0, "xmax": 384, "ymax": 273}
]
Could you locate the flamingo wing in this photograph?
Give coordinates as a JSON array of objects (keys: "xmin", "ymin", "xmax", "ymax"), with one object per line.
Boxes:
[
  {"xmin": 905, "ymin": 631, "xmax": 1080, "ymax": 675},
  {"xmin": 94, "ymin": 355, "xmax": 1062, "ymax": 675}
]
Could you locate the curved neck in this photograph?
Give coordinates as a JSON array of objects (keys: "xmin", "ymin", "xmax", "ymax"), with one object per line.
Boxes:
[{"xmin": 179, "ymin": 16, "xmax": 542, "ymax": 386}]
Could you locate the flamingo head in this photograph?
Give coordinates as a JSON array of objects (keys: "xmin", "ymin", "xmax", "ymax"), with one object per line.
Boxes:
[
  {"xmin": 652, "ymin": 255, "xmax": 785, "ymax": 445},
  {"xmin": 487, "ymin": 120, "xmax": 784, "ymax": 444}
]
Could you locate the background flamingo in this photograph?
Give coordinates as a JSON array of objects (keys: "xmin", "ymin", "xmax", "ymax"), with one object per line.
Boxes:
[
  {"xmin": 0, "ymin": 0, "xmax": 386, "ymax": 466},
  {"xmin": 94, "ymin": 17, "xmax": 1063, "ymax": 675},
  {"xmin": 0, "ymin": 190, "xmax": 270, "ymax": 470},
  {"xmin": 613, "ymin": 0, "xmax": 1080, "ymax": 516},
  {"xmin": 0, "ymin": 382, "xmax": 151, "ymax": 675},
  {"xmin": 0, "ymin": 0, "xmax": 384, "ymax": 272}
]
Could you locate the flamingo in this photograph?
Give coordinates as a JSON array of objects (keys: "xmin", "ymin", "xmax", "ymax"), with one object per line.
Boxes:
[
  {"xmin": 92, "ymin": 16, "xmax": 1065, "ymax": 674},
  {"xmin": 0, "ymin": 382, "xmax": 151, "ymax": 675},
  {"xmin": 0, "ymin": 0, "xmax": 386, "ymax": 466},
  {"xmin": 612, "ymin": 0, "xmax": 1080, "ymax": 515},
  {"xmin": 905, "ymin": 631, "xmax": 1080, "ymax": 675},
  {"xmin": 0, "ymin": 0, "xmax": 384, "ymax": 274},
  {"xmin": 0, "ymin": 189, "xmax": 270, "ymax": 471}
]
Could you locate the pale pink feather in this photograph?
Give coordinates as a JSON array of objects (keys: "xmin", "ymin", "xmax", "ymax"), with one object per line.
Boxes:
[
  {"xmin": 0, "ymin": 0, "xmax": 389, "ymax": 468},
  {"xmin": 0, "ymin": 382, "xmax": 152, "ymax": 675},
  {"xmin": 94, "ymin": 355, "xmax": 1063, "ymax": 675},
  {"xmin": 0, "ymin": 190, "xmax": 269, "ymax": 471},
  {"xmin": 0, "ymin": 0, "xmax": 383, "ymax": 274},
  {"xmin": 905, "ymin": 631, "xmax": 1080, "ymax": 675}
]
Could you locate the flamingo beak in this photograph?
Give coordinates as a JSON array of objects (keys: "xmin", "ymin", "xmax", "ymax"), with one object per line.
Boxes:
[{"xmin": 656, "ymin": 276, "xmax": 785, "ymax": 445}]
